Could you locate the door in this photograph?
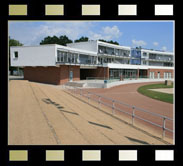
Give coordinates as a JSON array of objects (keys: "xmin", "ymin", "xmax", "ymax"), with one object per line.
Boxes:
[
  {"xmin": 168, "ymin": 72, "xmax": 172, "ymax": 79},
  {"xmin": 164, "ymin": 72, "xmax": 168, "ymax": 79},
  {"xmin": 150, "ymin": 72, "xmax": 154, "ymax": 79},
  {"xmin": 69, "ymin": 71, "xmax": 73, "ymax": 82},
  {"xmin": 157, "ymin": 72, "xmax": 160, "ymax": 79}
]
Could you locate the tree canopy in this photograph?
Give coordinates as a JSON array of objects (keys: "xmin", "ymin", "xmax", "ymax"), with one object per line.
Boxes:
[
  {"xmin": 74, "ymin": 36, "xmax": 89, "ymax": 43},
  {"xmin": 40, "ymin": 35, "xmax": 120, "ymax": 46},
  {"xmin": 9, "ymin": 37, "xmax": 23, "ymax": 47},
  {"xmin": 99, "ymin": 39, "xmax": 119, "ymax": 45},
  {"xmin": 40, "ymin": 35, "xmax": 73, "ymax": 46}
]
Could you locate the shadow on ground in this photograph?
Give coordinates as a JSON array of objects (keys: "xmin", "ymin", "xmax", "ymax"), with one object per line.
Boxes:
[
  {"xmin": 125, "ymin": 136, "xmax": 149, "ymax": 145},
  {"xmin": 42, "ymin": 98, "xmax": 79, "ymax": 116}
]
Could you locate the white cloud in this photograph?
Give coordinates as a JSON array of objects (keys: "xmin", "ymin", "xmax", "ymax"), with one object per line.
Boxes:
[
  {"xmin": 153, "ymin": 42, "xmax": 159, "ymax": 46},
  {"xmin": 32, "ymin": 22, "xmax": 93, "ymax": 43},
  {"xmin": 89, "ymin": 25, "xmax": 122, "ymax": 40},
  {"xmin": 162, "ymin": 46, "xmax": 167, "ymax": 51},
  {"xmin": 132, "ymin": 39, "xmax": 147, "ymax": 47},
  {"xmin": 9, "ymin": 21, "xmax": 94, "ymax": 45},
  {"xmin": 9, "ymin": 22, "xmax": 123, "ymax": 46},
  {"xmin": 102, "ymin": 25, "xmax": 122, "ymax": 38}
]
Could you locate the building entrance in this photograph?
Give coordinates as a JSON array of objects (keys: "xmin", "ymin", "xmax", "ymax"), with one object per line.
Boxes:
[
  {"xmin": 109, "ymin": 69, "xmax": 137, "ymax": 79},
  {"xmin": 69, "ymin": 71, "xmax": 73, "ymax": 81}
]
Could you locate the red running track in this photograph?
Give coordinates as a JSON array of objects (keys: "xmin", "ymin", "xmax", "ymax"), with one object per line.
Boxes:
[{"xmin": 80, "ymin": 82, "xmax": 174, "ymax": 140}]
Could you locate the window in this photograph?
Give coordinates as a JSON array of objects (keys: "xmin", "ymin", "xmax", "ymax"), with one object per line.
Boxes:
[
  {"xmin": 168, "ymin": 73, "xmax": 172, "ymax": 79},
  {"xmin": 14, "ymin": 51, "xmax": 18, "ymax": 59},
  {"xmin": 150, "ymin": 72, "xmax": 155, "ymax": 79},
  {"xmin": 143, "ymin": 61, "xmax": 147, "ymax": 65},
  {"xmin": 61, "ymin": 52, "xmax": 64, "ymax": 62},
  {"xmin": 143, "ymin": 52, "xmax": 147, "ymax": 56}
]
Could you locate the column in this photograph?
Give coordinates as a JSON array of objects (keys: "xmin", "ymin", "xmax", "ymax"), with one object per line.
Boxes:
[{"xmin": 136, "ymin": 69, "xmax": 139, "ymax": 79}]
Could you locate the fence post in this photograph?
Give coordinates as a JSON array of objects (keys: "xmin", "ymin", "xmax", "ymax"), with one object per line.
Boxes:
[
  {"xmin": 132, "ymin": 106, "xmax": 135, "ymax": 125},
  {"xmin": 75, "ymin": 88, "xmax": 77, "ymax": 95},
  {"xmin": 98, "ymin": 96, "xmax": 101, "ymax": 107},
  {"xmin": 162, "ymin": 117, "xmax": 166, "ymax": 139},
  {"xmin": 112, "ymin": 100, "xmax": 115, "ymax": 114},
  {"xmin": 88, "ymin": 92, "xmax": 90, "ymax": 103}
]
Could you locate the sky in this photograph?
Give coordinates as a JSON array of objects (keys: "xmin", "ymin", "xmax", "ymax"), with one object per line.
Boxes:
[{"xmin": 8, "ymin": 21, "xmax": 174, "ymax": 52}]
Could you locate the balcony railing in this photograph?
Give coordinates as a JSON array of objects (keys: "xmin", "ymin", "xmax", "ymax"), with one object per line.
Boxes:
[{"xmin": 148, "ymin": 58, "xmax": 173, "ymax": 62}]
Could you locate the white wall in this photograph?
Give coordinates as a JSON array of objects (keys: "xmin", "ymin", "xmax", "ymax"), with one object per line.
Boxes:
[
  {"xmin": 67, "ymin": 41, "xmax": 98, "ymax": 52},
  {"xmin": 10, "ymin": 45, "xmax": 56, "ymax": 67},
  {"xmin": 103, "ymin": 63, "xmax": 174, "ymax": 70}
]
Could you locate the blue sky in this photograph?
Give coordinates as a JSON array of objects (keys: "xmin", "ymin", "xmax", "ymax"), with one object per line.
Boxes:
[{"xmin": 9, "ymin": 21, "xmax": 174, "ymax": 52}]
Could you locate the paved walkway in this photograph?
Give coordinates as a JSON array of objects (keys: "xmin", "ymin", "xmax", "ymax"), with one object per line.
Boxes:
[{"xmin": 8, "ymin": 80, "xmax": 169, "ymax": 145}]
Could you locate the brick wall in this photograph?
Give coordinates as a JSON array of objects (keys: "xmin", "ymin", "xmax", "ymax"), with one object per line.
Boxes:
[
  {"xmin": 59, "ymin": 65, "xmax": 80, "ymax": 84},
  {"xmin": 24, "ymin": 65, "xmax": 80, "ymax": 85},
  {"xmin": 24, "ymin": 67, "xmax": 61, "ymax": 85},
  {"xmin": 94, "ymin": 67, "xmax": 109, "ymax": 79},
  {"xmin": 148, "ymin": 68, "xmax": 174, "ymax": 78},
  {"xmin": 80, "ymin": 67, "xmax": 109, "ymax": 79}
]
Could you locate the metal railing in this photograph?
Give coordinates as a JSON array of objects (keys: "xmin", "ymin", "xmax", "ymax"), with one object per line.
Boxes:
[
  {"xmin": 86, "ymin": 76, "xmax": 174, "ymax": 80},
  {"xmin": 64, "ymin": 86, "xmax": 173, "ymax": 139}
]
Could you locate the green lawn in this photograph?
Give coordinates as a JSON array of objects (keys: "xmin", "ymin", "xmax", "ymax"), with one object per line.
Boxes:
[{"xmin": 137, "ymin": 83, "xmax": 173, "ymax": 104}]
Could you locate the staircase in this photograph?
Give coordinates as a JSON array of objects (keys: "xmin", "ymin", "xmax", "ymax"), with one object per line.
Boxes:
[{"xmin": 64, "ymin": 82, "xmax": 86, "ymax": 87}]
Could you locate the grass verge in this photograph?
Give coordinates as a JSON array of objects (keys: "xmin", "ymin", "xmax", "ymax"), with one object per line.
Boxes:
[{"xmin": 137, "ymin": 83, "xmax": 173, "ymax": 104}]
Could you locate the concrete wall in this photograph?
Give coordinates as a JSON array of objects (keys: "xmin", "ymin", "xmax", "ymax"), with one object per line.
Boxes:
[
  {"xmin": 10, "ymin": 45, "xmax": 56, "ymax": 67},
  {"xmin": 24, "ymin": 65, "xmax": 80, "ymax": 85},
  {"xmin": 67, "ymin": 41, "xmax": 98, "ymax": 52}
]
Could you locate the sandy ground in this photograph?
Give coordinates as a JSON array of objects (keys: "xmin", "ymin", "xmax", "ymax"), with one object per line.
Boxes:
[
  {"xmin": 149, "ymin": 88, "xmax": 174, "ymax": 94},
  {"xmin": 8, "ymin": 80, "xmax": 170, "ymax": 145}
]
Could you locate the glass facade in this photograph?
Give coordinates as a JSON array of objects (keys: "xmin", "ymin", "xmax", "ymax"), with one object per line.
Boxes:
[
  {"xmin": 98, "ymin": 45, "xmax": 130, "ymax": 57},
  {"xmin": 130, "ymin": 49, "xmax": 141, "ymax": 65},
  {"xmin": 109, "ymin": 69, "xmax": 138, "ymax": 79},
  {"xmin": 56, "ymin": 46, "xmax": 173, "ymax": 68},
  {"xmin": 57, "ymin": 50, "xmax": 97, "ymax": 65}
]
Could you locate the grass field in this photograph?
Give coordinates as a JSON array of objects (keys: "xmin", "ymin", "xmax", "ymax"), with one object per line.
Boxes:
[{"xmin": 137, "ymin": 83, "xmax": 173, "ymax": 104}]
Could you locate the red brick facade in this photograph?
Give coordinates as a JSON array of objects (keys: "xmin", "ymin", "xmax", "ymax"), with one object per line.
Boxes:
[
  {"xmin": 147, "ymin": 68, "xmax": 174, "ymax": 78},
  {"xmin": 24, "ymin": 65, "xmax": 173, "ymax": 85},
  {"xmin": 92, "ymin": 67, "xmax": 109, "ymax": 79},
  {"xmin": 80, "ymin": 67, "xmax": 109, "ymax": 80},
  {"xmin": 24, "ymin": 65, "xmax": 80, "ymax": 85}
]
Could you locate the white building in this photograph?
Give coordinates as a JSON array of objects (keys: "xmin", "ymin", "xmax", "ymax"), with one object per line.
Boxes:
[{"xmin": 10, "ymin": 40, "xmax": 174, "ymax": 84}]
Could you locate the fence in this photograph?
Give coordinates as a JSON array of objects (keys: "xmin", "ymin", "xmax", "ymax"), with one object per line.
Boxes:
[
  {"xmin": 64, "ymin": 86, "xmax": 173, "ymax": 140},
  {"xmin": 86, "ymin": 76, "xmax": 173, "ymax": 81}
]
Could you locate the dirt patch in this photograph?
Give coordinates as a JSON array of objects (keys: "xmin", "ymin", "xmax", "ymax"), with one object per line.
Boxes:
[{"xmin": 149, "ymin": 88, "xmax": 174, "ymax": 94}]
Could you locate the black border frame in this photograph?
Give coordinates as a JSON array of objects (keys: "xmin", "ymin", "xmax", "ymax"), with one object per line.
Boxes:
[{"xmin": 0, "ymin": 0, "xmax": 182, "ymax": 166}]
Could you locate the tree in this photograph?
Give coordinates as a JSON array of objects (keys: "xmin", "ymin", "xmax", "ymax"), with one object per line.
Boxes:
[
  {"xmin": 99, "ymin": 39, "xmax": 119, "ymax": 45},
  {"xmin": 58, "ymin": 35, "xmax": 73, "ymax": 46},
  {"xmin": 74, "ymin": 36, "xmax": 89, "ymax": 43},
  {"xmin": 40, "ymin": 35, "xmax": 73, "ymax": 46},
  {"xmin": 136, "ymin": 46, "xmax": 142, "ymax": 50},
  {"xmin": 9, "ymin": 37, "xmax": 23, "ymax": 75},
  {"xmin": 9, "ymin": 37, "xmax": 23, "ymax": 47}
]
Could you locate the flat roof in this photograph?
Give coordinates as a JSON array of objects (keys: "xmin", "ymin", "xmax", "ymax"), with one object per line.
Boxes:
[
  {"xmin": 141, "ymin": 48, "xmax": 174, "ymax": 56},
  {"xmin": 11, "ymin": 44, "xmax": 98, "ymax": 56},
  {"xmin": 67, "ymin": 40, "xmax": 131, "ymax": 50},
  {"xmin": 11, "ymin": 43, "xmax": 173, "ymax": 56},
  {"xmin": 97, "ymin": 40, "xmax": 131, "ymax": 50},
  {"xmin": 56, "ymin": 44, "xmax": 97, "ymax": 56}
]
